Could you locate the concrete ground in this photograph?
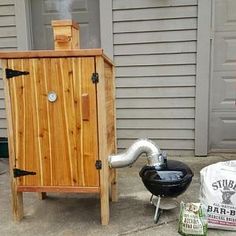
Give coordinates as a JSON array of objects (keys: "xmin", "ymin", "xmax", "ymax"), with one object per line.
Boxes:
[{"xmin": 0, "ymin": 154, "xmax": 236, "ymax": 236}]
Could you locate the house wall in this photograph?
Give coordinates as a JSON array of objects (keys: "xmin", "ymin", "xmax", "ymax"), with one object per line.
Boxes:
[
  {"xmin": 2, "ymin": 0, "xmax": 233, "ymax": 156},
  {"xmin": 112, "ymin": 0, "xmax": 198, "ymax": 155},
  {"xmin": 0, "ymin": 0, "xmax": 199, "ymax": 155},
  {"xmin": 0, "ymin": 0, "xmax": 17, "ymax": 137}
]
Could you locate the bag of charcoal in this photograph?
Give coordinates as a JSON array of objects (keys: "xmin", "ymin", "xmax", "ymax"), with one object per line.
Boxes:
[{"xmin": 200, "ymin": 160, "xmax": 236, "ymax": 231}]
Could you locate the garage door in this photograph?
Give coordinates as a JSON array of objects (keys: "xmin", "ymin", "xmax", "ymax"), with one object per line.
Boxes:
[
  {"xmin": 209, "ymin": 0, "xmax": 236, "ymax": 151},
  {"xmin": 30, "ymin": 0, "xmax": 100, "ymax": 49}
]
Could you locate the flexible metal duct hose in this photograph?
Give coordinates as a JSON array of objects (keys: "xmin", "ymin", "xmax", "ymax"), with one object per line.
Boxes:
[{"xmin": 108, "ymin": 139, "xmax": 164, "ymax": 168}]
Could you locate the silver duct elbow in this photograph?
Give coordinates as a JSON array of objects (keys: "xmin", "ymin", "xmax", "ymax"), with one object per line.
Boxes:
[{"xmin": 108, "ymin": 139, "xmax": 165, "ymax": 168}]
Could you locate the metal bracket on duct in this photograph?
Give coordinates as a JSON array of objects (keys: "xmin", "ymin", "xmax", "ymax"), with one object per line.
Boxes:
[{"xmin": 108, "ymin": 139, "xmax": 166, "ymax": 169}]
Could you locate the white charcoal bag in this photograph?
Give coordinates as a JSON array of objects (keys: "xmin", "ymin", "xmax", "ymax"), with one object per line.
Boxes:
[{"xmin": 200, "ymin": 160, "xmax": 236, "ymax": 231}]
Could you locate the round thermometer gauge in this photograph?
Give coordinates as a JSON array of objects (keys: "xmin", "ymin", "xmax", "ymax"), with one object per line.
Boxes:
[{"xmin": 48, "ymin": 91, "xmax": 57, "ymax": 102}]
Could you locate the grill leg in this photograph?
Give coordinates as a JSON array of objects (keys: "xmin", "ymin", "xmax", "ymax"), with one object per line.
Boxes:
[
  {"xmin": 154, "ymin": 195, "xmax": 162, "ymax": 224},
  {"xmin": 150, "ymin": 194, "xmax": 154, "ymax": 204}
]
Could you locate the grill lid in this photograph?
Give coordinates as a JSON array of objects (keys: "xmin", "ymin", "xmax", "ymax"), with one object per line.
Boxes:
[{"xmin": 139, "ymin": 160, "xmax": 194, "ymax": 197}]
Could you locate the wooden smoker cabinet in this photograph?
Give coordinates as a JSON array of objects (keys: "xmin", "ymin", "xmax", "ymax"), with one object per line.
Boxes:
[{"xmin": 0, "ymin": 49, "xmax": 117, "ymax": 225}]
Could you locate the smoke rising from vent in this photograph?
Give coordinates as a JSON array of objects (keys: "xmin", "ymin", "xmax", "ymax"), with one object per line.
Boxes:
[{"xmin": 57, "ymin": 0, "xmax": 74, "ymax": 19}]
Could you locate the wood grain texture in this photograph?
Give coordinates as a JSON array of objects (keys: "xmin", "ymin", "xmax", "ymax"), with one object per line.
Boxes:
[
  {"xmin": 0, "ymin": 49, "xmax": 103, "ymax": 58},
  {"xmin": 0, "ymin": 49, "xmax": 114, "ymax": 66},
  {"xmin": 72, "ymin": 58, "xmax": 84, "ymax": 186},
  {"xmin": 96, "ymin": 56, "xmax": 110, "ymax": 225},
  {"xmin": 6, "ymin": 57, "xmax": 101, "ymax": 188},
  {"xmin": 50, "ymin": 58, "xmax": 73, "ymax": 186},
  {"xmin": 4, "ymin": 53, "xmax": 115, "ymax": 224},
  {"xmin": 17, "ymin": 186, "xmax": 100, "ymax": 193},
  {"xmin": 59, "ymin": 57, "xmax": 79, "ymax": 186},
  {"xmin": 110, "ymin": 65, "xmax": 118, "ymax": 202},
  {"xmin": 53, "ymin": 23, "xmax": 79, "ymax": 50},
  {"xmin": 81, "ymin": 57, "xmax": 99, "ymax": 187},
  {"xmin": 51, "ymin": 19, "xmax": 79, "ymax": 29},
  {"xmin": 104, "ymin": 62, "xmax": 118, "ymax": 202},
  {"xmin": 82, "ymin": 93, "xmax": 90, "ymax": 121},
  {"xmin": 72, "ymin": 26, "xmax": 80, "ymax": 49},
  {"xmin": 2, "ymin": 59, "xmax": 24, "ymax": 221},
  {"xmin": 55, "ymin": 35, "xmax": 71, "ymax": 43}
]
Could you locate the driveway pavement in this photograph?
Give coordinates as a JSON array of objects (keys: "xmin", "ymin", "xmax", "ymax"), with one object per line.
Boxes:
[{"xmin": 0, "ymin": 154, "xmax": 235, "ymax": 236}]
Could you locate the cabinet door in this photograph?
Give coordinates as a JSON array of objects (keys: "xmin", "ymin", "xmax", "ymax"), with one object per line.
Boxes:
[{"xmin": 6, "ymin": 57, "xmax": 99, "ymax": 187}]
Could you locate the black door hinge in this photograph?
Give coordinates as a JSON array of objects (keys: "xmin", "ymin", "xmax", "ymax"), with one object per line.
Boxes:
[
  {"xmin": 91, "ymin": 73, "xmax": 99, "ymax": 84},
  {"xmin": 13, "ymin": 168, "xmax": 36, "ymax": 178},
  {"xmin": 6, "ymin": 68, "xmax": 29, "ymax": 79},
  {"xmin": 95, "ymin": 160, "xmax": 102, "ymax": 170}
]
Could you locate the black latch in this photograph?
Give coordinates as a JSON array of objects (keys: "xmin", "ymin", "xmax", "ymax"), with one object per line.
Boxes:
[
  {"xmin": 95, "ymin": 160, "xmax": 102, "ymax": 170},
  {"xmin": 6, "ymin": 68, "xmax": 29, "ymax": 79},
  {"xmin": 91, "ymin": 73, "xmax": 99, "ymax": 83},
  {"xmin": 13, "ymin": 168, "xmax": 36, "ymax": 178}
]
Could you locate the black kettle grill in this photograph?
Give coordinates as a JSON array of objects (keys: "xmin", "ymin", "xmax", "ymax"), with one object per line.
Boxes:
[
  {"xmin": 108, "ymin": 138, "xmax": 194, "ymax": 223},
  {"xmin": 139, "ymin": 159, "xmax": 194, "ymax": 223}
]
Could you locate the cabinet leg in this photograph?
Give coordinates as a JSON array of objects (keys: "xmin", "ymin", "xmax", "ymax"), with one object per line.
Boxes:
[
  {"xmin": 11, "ymin": 182, "xmax": 23, "ymax": 221},
  {"xmin": 100, "ymin": 166, "xmax": 110, "ymax": 225},
  {"xmin": 100, "ymin": 186, "xmax": 109, "ymax": 225},
  {"xmin": 111, "ymin": 169, "xmax": 118, "ymax": 202},
  {"xmin": 38, "ymin": 192, "xmax": 47, "ymax": 200}
]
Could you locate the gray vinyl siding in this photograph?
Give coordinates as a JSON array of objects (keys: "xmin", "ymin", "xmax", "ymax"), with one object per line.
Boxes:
[
  {"xmin": 113, "ymin": 0, "xmax": 198, "ymax": 155},
  {"xmin": 0, "ymin": 0, "xmax": 17, "ymax": 137}
]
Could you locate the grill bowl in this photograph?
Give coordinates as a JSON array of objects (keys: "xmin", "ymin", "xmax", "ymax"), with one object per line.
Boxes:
[{"xmin": 139, "ymin": 160, "xmax": 193, "ymax": 198}]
